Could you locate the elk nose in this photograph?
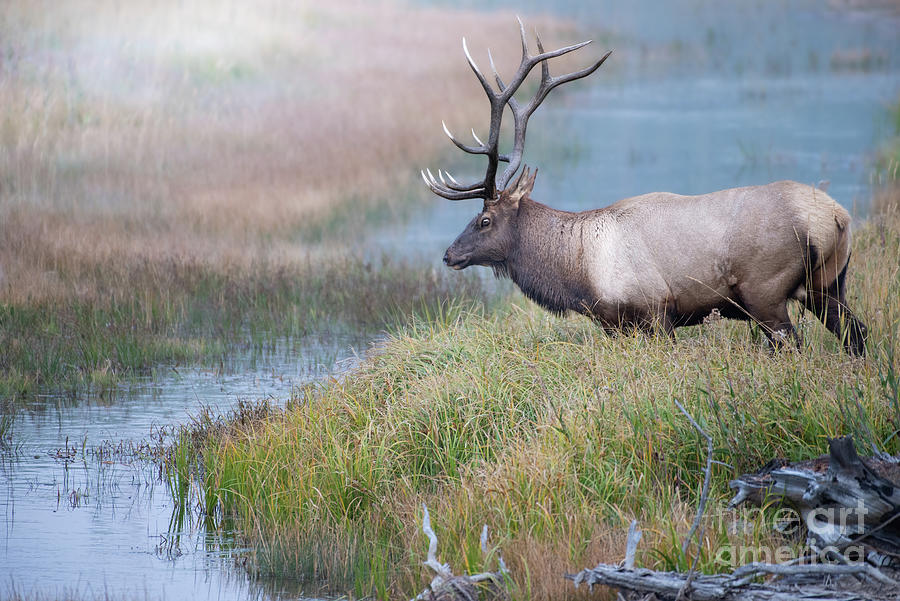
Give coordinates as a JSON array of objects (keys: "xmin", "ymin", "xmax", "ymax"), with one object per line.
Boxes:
[{"xmin": 442, "ymin": 250, "xmax": 451, "ymax": 265}]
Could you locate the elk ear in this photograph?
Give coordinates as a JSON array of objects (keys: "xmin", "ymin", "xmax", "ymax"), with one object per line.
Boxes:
[{"xmin": 504, "ymin": 166, "xmax": 538, "ymax": 209}]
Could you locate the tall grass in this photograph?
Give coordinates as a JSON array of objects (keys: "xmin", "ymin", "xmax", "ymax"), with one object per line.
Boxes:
[{"xmin": 175, "ymin": 195, "xmax": 900, "ymax": 600}]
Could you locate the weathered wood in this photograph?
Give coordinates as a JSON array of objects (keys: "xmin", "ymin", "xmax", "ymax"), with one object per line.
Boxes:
[
  {"xmin": 728, "ymin": 436, "xmax": 900, "ymax": 559},
  {"xmin": 566, "ymin": 563, "xmax": 894, "ymax": 601},
  {"xmin": 411, "ymin": 505, "xmax": 509, "ymax": 601},
  {"xmin": 567, "ymin": 437, "xmax": 900, "ymax": 600}
]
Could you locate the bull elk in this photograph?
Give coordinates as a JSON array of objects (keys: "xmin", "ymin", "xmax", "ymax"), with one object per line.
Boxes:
[{"xmin": 421, "ymin": 19, "xmax": 867, "ymax": 355}]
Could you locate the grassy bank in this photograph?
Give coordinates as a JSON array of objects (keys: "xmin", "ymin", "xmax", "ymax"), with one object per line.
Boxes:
[{"xmin": 173, "ymin": 194, "xmax": 900, "ymax": 600}]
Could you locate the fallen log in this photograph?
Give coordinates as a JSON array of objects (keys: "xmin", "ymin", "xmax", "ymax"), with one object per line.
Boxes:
[{"xmin": 566, "ymin": 562, "xmax": 895, "ymax": 601}]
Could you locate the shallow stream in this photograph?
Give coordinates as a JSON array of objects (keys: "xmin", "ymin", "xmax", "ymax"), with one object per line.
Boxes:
[{"xmin": 3, "ymin": 335, "xmax": 367, "ymax": 600}]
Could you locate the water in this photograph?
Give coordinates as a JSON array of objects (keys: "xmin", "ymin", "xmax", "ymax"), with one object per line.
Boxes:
[
  {"xmin": 380, "ymin": 0, "xmax": 900, "ymax": 258},
  {"xmin": 3, "ymin": 1, "xmax": 900, "ymax": 599},
  {"xmin": 1, "ymin": 335, "xmax": 368, "ymax": 600}
]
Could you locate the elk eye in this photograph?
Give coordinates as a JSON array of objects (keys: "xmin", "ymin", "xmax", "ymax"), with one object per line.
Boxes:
[{"xmin": 480, "ymin": 217, "xmax": 491, "ymax": 228}]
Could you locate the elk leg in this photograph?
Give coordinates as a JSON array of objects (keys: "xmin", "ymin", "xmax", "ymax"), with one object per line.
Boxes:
[
  {"xmin": 657, "ymin": 313, "xmax": 676, "ymax": 340},
  {"xmin": 805, "ymin": 287, "xmax": 867, "ymax": 357},
  {"xmin": 740, "ymin": 296, "xmax": 799, "ymax": 352},
  {"xmin": 626, "ymin": 312, "xmax": 675, "ymax": 340}
]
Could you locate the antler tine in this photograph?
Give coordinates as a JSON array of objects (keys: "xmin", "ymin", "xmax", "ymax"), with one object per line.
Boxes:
[
  {"xmin": 533, "ymin": 39, "xmax": 594, "ymax": 62},
  {"xmin": 429, "ymin": 168, "xmax": 485, "ymax": 194},
  {"xmin": 497, "ymin": 32, "xmax": 611, "ymax": 189},
  {"xmin": 535, "ymin": 31, "xmax": 551, "ymax": 92},
  {"xmin": 438, "ymin": 170, "xmax": 483, "ymax": 192},
  {"xmin": 516, "ymin": 15, "xmax": 528, "ymax": 59},
  {"xmin": 441, "ymin": 170, "xmax": 480, "ymax": 193},
  {"xmin": 487, "ymin": 49, "xmax": 506, "ymax": 91},
  {"xmin": 441, "ymin": 120, "xmax": 511, "ymax": 165},
  {"xmin": 442, "ymin": 120, "xmax": 511, "ymax": 161},
  {"xmin": 492, "ymin": 30, "xmax": 593, "ymax": 111},
  {"xmin": 541, "ymin": 50, "xmax": 613, "ymax": 102},
  {"xmin": 421, "ymin": 169, "xmax": 486, "ymax": 200},
  {"xmin": 462, "ymin": 38, "xmax": 494, "ymax": 96},
  {"xmin": 495, "ymin": 35, "xmax": 594, "ymax": 112},
  {"xmin": 442, "ymin": 120, "xmax": 485, "ymax": 155}
]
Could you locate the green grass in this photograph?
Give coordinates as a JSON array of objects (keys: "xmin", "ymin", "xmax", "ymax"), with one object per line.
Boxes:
[
  {"xmin": 171, "ymin": 204, "xmax": 900, "ymax": 600},
  {"xmin": 0, "ymin": 255, "xmax": 495, "ymax": 403}
]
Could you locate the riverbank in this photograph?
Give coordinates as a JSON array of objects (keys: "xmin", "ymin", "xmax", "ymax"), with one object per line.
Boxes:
[{"xmin": 175, "ymin": 191, "xmax": 900, "ymax": 600}]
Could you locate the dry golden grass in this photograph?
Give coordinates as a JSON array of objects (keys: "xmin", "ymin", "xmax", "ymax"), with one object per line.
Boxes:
[
  {"xmin": 0, "ymin": 0, "xmax": 581, "ymax": 303},
  {"xmin": 1, "ymin": 1, "xmax": 601, "ymax": 397},
  {"xmin": 873, "ymin": 183, "xmax": 900, "ymax": 216}
]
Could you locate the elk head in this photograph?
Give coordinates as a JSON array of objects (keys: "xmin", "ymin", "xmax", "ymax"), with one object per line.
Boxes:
[
  {"xmin": 442, "ymin": 167, "xmax": 536, "ymax": 270},
  {"xmin": 421, "ymin": 18, "xmax": 610, "ymax": 269}
]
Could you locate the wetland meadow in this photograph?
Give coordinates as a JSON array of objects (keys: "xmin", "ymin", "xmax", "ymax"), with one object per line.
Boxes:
[{"xmin": 2, "ymin": 1, "xmax": 900, "ymax": 600}]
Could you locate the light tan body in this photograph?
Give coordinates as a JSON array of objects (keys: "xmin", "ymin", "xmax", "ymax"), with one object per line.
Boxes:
[{"xmin": 573, "ymin": 181, "xmax": 849, "ymax": 325}]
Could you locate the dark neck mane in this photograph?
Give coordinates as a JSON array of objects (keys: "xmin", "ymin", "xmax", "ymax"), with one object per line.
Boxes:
[{"xmin": 491, "ymin": 198, "xmax": 595, "ymax": 316}]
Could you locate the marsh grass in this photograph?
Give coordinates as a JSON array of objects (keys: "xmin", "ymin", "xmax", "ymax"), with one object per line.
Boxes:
[
  {"xmin": 0, "ymin": 0, "xmax": 575, "ymax": 302},
  {"xmin": 172, "ymin": 198, "xmax": 900, "ymax": 600},
  {"xmin": 0, "ymin": 254, "xmax": 496, "ymax": 401},
  {"xmin": 0, "ymin": 0, "xmax": 578, "ymax": 400},
  {"xmin": 0, "ymin": 411, "xmax": 16, "ymax": 451}
]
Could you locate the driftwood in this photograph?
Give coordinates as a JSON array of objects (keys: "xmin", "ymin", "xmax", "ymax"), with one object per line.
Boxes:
[
  {"xmin": 410, "ymin": 504, "xmax": 510, "ymax": 601},
  {"xmin": 567, "ymin": 436, "xmax": 900, "ymax": 600},
  {"xmin": 567, "ymin": 562, "xmax": 897, "ymax": 601}
]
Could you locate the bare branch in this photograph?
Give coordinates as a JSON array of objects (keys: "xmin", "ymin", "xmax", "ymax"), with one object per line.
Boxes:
[
  {"xmin": 411, "ymin": 506, "xmax": 510, "ymax": 601},
  {"xmin": 731, "ymin": 561, "xmax": 900, "ymax": 588},
  {"xmin": 421, "ymin": 503, "xmax": 452, "ymax": 580},
  {"xmin": 623, "ymin": 520, "xmax": 642, "ymax": 570},
  {"xmin": 673, "ymin": 399, "xmax": 714, "ymax": 556}
]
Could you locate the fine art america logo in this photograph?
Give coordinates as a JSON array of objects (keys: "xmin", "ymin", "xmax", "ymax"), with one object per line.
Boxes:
[{"xmin": 712, "ymin": 501, "xmax": 869, "ymax": 567}]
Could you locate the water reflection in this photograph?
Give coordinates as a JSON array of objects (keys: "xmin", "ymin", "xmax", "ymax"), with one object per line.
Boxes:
[{"xmin": 1, "ymin": 334, "xmax": 367, "ymax": 600}]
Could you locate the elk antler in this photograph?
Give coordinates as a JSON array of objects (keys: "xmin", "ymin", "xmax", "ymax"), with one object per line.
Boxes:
[{"xmin": 422, "ymin": 18, "xmax": 611, "ymax": 203}]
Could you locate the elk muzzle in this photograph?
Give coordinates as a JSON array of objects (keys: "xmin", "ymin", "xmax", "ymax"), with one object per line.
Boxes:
[{"xmin": 443, "ymin": 247, "xmax": 470, "ymax": 270}]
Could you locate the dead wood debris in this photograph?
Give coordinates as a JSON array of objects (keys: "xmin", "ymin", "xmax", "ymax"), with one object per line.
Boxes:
[
  {"xmin": 410, "ymin": 504, "xmax": 510, "ymax": 601},
  {"xmin": 567, "ymin": 436, "xmax": 900, "ymax": 600}
]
